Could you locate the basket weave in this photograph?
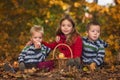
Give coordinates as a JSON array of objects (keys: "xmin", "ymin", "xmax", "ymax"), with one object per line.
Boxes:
[{"xmin": 52, "ymin": 43, "xmax": 73, "ymax": 69}]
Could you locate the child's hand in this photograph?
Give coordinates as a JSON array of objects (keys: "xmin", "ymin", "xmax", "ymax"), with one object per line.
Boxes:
[
  {"xmin": 90, "ymin": 62, "xmax": 96, "ymax": 71},
  {"xmin": 26, "ymin": 41, "xmax": 32, "ymax": 46},
  {"xmin": 33, "ymin": 40, "xmax": 41, "ymax": 49},
  {"xmin": 55, "ymin": 36, "xmax": 60, "ymax": 43}
]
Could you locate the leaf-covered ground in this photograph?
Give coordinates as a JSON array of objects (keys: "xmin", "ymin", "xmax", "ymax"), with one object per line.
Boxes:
[{"xmin": 0, "ymin": 62, "xmax": 120, "ymax": 80}]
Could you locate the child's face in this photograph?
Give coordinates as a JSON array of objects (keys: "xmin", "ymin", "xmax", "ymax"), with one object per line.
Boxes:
[
  {"xmin": 87, "ymin": 25, "xmax": 100, "ymax": 41},
  {"xmin": 31, "ymin": 31, "xmax": 43, "ymax": 44},
  {"xmin": 60, "ymin": 19, "xmax": 73, "ymax": 36}
]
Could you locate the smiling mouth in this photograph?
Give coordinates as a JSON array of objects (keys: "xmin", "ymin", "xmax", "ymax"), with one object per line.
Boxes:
[
  {"xmin": 64, "ymin": 31, "xmax": 69, "ymax": 32},
  {"xmin": 93, "ymin": 36, "xmax": 96, "ymax": 38},
  {"xmin": 64, "ymin": 31, "xmax": 68, "ymax": 33}
]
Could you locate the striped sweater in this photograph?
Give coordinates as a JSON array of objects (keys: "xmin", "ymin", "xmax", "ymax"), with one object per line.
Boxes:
[
  {"xmin": 18, "ymin": 44, "xmax": 51, "ymax": 64},
  {"xmin": 82, "ymin": 37, "xmax": 107, "ymax": 66}
]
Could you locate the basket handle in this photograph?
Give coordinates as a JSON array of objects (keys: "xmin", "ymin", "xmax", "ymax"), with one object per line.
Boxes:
[{"xmin": 52, "ymin": 43, "xmax": 73, "ymax": 59}]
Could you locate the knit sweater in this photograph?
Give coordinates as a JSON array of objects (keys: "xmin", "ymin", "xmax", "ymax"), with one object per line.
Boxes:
[
  {"xmin": 82, "ymin": 37, "xmax": 107, "ymax": 66},
  {"xmin": 18, "ymin": 44, "xmax": 51, "ymax": 64},
  {"xmin": 43, "ymin": 34, "xmax": 83, "ymax": 58}
]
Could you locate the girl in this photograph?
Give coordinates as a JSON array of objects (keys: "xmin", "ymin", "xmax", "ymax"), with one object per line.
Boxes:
[
  {"xmin": 44, "ymin": 15, "xmax": 83, "ymax": 68},
  {"xmin": 26, "ymin": 15, "xmax": 83, "ymax": 68}
]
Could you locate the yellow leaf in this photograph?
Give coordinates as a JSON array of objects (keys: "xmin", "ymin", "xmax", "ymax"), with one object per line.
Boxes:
[
  {"xmin": 47, "ymin": 12, "xmax": 50, "ymax": 18},
  {"xmin": 74, "ymin": 2, "xmax": 80, "ymax": 8},
  {"xmin": 115, "ymin": 43, "xmax": 119, "ymax": 50},
  {"xmin": 62, "ymin": 4, "xmax": 69, "ymax": 10},
  {"xmin": 19, "ymin": 45, "xmax": 24, "ymax": 50},
  {"xmin": 109, "ymin": 35, "xmax": 114, "ymax": 40},
  {"xmin": 83, "ymin": 66, "xmax": 89, "ymax": 71}
]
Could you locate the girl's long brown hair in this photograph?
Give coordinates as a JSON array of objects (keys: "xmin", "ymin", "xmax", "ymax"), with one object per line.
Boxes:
[{"xmin": 56, "ymin": 15, "xmax": 80, "ymax": 45}]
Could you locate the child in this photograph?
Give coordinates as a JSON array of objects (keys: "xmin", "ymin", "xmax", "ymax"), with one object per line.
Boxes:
[
  {"xmin": 82, "ymin": 21, "xmax": 107, "ymax": 71},
  {"xmin": 18, "ymin": 25, "xmax": 51, "ymax": 71},
  {"xmin": 4, "ymin": 25, "xmax": 51, "ymax": 72},
  {"xmin": 44, "ymin": 15, "xmax": 83, "ymax": 68}
]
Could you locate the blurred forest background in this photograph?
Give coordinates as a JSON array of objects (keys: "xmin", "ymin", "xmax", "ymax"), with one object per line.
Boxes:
[{"xmin": 0, "ymin": 0, "xmax": 120, "ymax": 65}]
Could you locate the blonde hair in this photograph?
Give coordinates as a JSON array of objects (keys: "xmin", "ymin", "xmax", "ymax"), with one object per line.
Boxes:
[{"xmin": 30, "ymin": 25, "xmax": 44, "ymax": 35}]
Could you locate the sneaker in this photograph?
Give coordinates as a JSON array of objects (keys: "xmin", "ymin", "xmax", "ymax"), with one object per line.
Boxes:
[
  {"xmin": 3, "ymin": 62, "xmax": 15, "ymax": 73},
  {"xmin": 74, "ymin": 57, "xmax": 81, "ymax": 69},
  {"xmin": 66, "ymin": 58, "xmax": 75, "ymax": 67},
  {"xmin": 19, "ymin": 62, "xmax": 25, "ymax": 71}
]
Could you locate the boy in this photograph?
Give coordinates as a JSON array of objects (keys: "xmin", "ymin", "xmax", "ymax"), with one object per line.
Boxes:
[
  {"xmin": 82, "ymin": 21, "xmax": 107, "ymax": 71},
  {"xmin": 18, "ymin": 25, "xmax": 51, "ymax": 71},
  {"xmin": 4, "ymin": 25, "xmax": 51, "ymax": 72}
]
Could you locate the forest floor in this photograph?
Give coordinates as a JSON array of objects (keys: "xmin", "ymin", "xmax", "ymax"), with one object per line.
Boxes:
[{"xmin": 0, "ymin": 62, "xmax": 120, "ymax": 80}]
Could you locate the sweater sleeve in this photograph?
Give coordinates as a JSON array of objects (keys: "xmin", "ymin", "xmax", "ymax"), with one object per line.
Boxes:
[
  {"xmin": 42, "ymin": 41, "xmax": 58, "ymax": 50},
  {"xmin": 92, "ymin": 48, "xmax": 105, "ymax": 66},
  {"xmin": 18, "ymin": 46, "xmax": 29, "ymax": 63},
  {"xmin": 92, "ymin": 41, "xmax": 107, "ymax": 66},
  {"xmin": 45, "ymin": 46, "xmax": 51, "ymax": 56},
  {"xmin": 72, "ymin": 36, "xmax": 83, "ymax": 58}
]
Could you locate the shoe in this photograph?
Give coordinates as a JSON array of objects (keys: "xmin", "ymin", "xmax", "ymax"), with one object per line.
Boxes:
[
  {"xmin": 19, "ymin": 62, "xmax": 25, "ymax": 71},
  {"xmin": 74, "ymin": 57, "xmax": 81, "ymax": 69},
  {"xmin": 3, "ymin": 62, "xmax": 15, "ymax": 73},
  {"xmin": 66, "ymin": 58, "xmax": 75, "ymax": 67}
]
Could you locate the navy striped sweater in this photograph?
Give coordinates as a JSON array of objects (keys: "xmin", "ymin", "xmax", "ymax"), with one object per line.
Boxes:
[
  {"xmin": 82, "ymin": 37, "xmax": 107, "ymax": 66},
  {"xmin": 18, "ymin": 44, "xmax": 51, "ymax": 64}
]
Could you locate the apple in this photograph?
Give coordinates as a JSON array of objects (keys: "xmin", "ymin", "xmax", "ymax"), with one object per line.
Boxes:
[{"xmin": 58, "ymin": 53, "xmax": 65, "ymax": 59}]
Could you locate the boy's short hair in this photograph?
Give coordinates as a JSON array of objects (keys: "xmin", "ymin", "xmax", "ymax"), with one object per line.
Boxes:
[
  {"xmin": 30, "ymin": 25, "xmax": 44, "ymax": 35},
  {"xmin": 86, "ymin": 21, "xmax": 100, "ymax": 31}
]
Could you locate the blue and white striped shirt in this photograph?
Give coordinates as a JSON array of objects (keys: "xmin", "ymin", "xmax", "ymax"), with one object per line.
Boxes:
[
  {"xmin": 82, "ymin": 37, "xmax": 107, "ymax": 66},
  {"xmin": 18, "ymin": 44, "xmax": 51, "ymax": 64}
]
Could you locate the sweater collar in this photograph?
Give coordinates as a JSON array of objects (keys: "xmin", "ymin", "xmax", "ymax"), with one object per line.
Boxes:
[
  {"xmin": 59, "ymin": 34, "xmax": 66, "ymax": 40},
  {"xmin": 84, "ymin": 37, "xmax": 99, "ymax": 44}
]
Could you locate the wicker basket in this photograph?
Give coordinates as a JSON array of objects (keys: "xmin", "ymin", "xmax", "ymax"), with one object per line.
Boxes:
[{"xmin": 52, "ymin": 43, "xmax": 73, "ymax": 69}]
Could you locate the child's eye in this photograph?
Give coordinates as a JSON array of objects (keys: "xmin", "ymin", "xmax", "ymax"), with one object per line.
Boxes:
[
  {"xmin": 34, "ymin": 37, "xmax": 37, "ymax": 39},
  {"xmin": 61, "ymin": 24, "xmax": 65, "ymax": 27},
  {"xmin": 39, "ymin": 37, "xmax": 42, "ymax": 39},
  {"xmin": 97, "ymin": 31, "xmax": 100, "ymax": 33},
  {"xmin": 68, "ymin": 25, "xmax": 72, "ymax": 27},
  {"xmin": 91, "ymin": 30, "xmax": 95, "ymax": 32}
]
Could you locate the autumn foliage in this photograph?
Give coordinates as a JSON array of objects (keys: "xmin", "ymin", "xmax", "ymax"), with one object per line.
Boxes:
[{"xmin": 0, "ymin": 0, "xmax": 120, "ymax": 64}]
